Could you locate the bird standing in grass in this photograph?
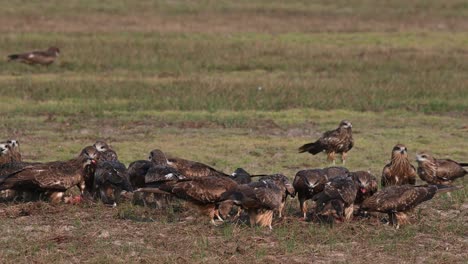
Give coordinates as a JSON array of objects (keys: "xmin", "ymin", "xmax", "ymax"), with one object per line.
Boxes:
[
  {"xmin": 381, "ymin": 144, "xmax": 417, "ymax": 187},
  {"xmin": 7, "ymin": 47, "xmax": 60, "ymax": 66},
  {"xmin": 299, "ymin": 120, "xmax": 354, "ymax": 165},
  {"xmin": 416, "ymin": 152, "xmax": 467, "ymax": 185}
]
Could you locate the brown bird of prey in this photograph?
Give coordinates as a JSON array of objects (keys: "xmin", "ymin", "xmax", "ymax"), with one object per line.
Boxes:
[
  {"xmin": 0, "ymin": 154, "xmax": 96, "ymax": 203},
  {"xmin": 128, "ymin": 149, "xmax": 180, "ymax": 207},
  {"xmin": 253, "ymin": 174, "xmax": 295, "ymax": 218},
  {"xmin": 219, "ymin": 178, "xmax": 289, "ymax": 229},
  {"xmin": 293, "ymin": 166, "xmax": 349, "ymax": 219},
  {"xmin": 381, "ymin": 144, "xmax": 417, "ymax": 187},
  {"xmin": 349, "ymin": 171, "xmax": 378, "ymax": 205},
  {"xmin": 361, "ymin": 184, "xmax": 460, "ymax": 228},
  {"xmin": 136, "ymin": 168, "xmax": 238, "ymax": 225},
  {"xmin": 8, "ymin": 47, "xmax": 60, "ymax": 66},
  {"xmin": 311, "ymin": 175, "xmax": 358, "ymax": 222},
  {"xmin": 299, "ymin": 120, "xmax": 354, "ymax": 165},
  {"xmin": 93, "ymin": 140, "xmax": 118, "ymax": 162},
  {"xmin": 416, "ymin": 152, "xmax": 467, "ymax": 185},
  {"xmin": 93, "ymin": 160, "xmax": 133, "ymax": 206},
  {"xmin": 165, "ymin": 155, "xmax": 229, "ymax": 178},
  {"xmin": 3, "ymin": 139, "xmax": 22, "ymax": 162}
]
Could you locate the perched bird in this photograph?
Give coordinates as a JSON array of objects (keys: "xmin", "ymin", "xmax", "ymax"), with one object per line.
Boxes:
[
  {"xmin": 416, "ymin": 152, "xmax": 467, "ymax": 185},
  {"xmin": 93, "ymin": 160, "xmax": 133, "ymax": 206},
  {"xmin": 8, "ymin": 47, "xmax": 60, "ymax": 66},
  {"xmin": 312, "ymin": 175, "xmax": 357, "ymax": 222},
  {"xmin": 219, "ymin": 178, "xmax": 286, "ymax": 229},
  {"xmin": 299, "ymin": 120, "xmax": 354, "ymax": 165},
  {"xmin": 293, "ymin": 166, "xmax": 349, "ymax": 219},
  {"xmin": 349, "ymin": 171, "xmax": 378, "ymax": 206},
  {"xmin": 0, "ymin": 155, "xmax": 96, "ymax": 203},
  {"xmin": 361, "ymin": 184, "xmax": 460, "ymax": 228},
  {"xmin": 166, "ymin": 155, "xmax": 228, "ymax": 178},
  {"xmin": 93, "ymin": 140, "xmax": 118, "ymax": 162},
  {"xmin": 382, "ymin": 144, "xmax": 417, "ymax": 187},
  {"xmin": 137, "ymin": 173, "xmax": 238, "ymax": 225}
]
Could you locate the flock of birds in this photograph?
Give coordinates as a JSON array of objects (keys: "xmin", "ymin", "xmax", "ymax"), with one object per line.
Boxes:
[
  {"xmin": 3, "ymin": 47, "xmax": 467, "ymax": 229},
  {"xmin": 0, "ymin": 120, "xmax": 466, "ymax": 229}
]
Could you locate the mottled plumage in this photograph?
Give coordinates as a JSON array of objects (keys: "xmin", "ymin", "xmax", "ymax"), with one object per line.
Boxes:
[
  {"xmin": 220, "ymin": 179, "xmax": 284, "ymax": 229},
  {"xmin": 8, "ymin": 47, "xmax": 60, "ymax": 65},
  {"xmin": 0, "ymin": 155, "xmax": 96, "ymax": 203},
  {"xmin": 312, "ymin": 176, "xmax": 357, "ymax": 222},
  {"xmin": 93, "ymin": 141, "xmax": 118, "ymax": 162},
  {"xmin": 416, "ymin": 152, "xmax": 467, "ymax": 185},
  {"xmin": 299, "ymin": 120, "xmax": 354, "ymax": 165},
  {"xmin": 293, "ymin": 166, "xmax": 349, "ymax": 219},
  {"xmin": 349, "ymin": 171, "xmax": 378, "ymax": 206},
  {"xmin": 94, "ymin": 160, "xmax": 132, "ymax": 205},
  {"xmin": 361, "ymin": 184, "xmax": 459, "ymax": 228},
  {"xmin": 382, "ymin": 144, "xmax": 417, "ymax": 187},
  {"xmin": 165, "ymin": 155, "xmax": 228, "ymax": 178}
]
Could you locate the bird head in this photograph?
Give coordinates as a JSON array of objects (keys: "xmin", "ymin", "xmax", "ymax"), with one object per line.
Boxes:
[
  {"xmin": 148, "ymin": 149, "xmax": 167, "ymax": 165},
  {"xmin": 415, "ymin": 152, "xmax": 435, "ymax": 164},
  {"xmin": 6, "ymin": 139, "xmax": 19, "ymax": 149},
  {"xmin": 391, "ymin": 144, "xmax": 408, "ymax": 158},
  {"xmin": 48, "ymin": 47, "xmax": 60, "ymax": 56},
  {"xmin": 80, "ymin": 145, "xmax": 100, "ymax": 160},
  {"xmin": 339, "ymin": 120, "xmax": 352, "ymax": 129},
  {"xmin": 93, "ymin": 140, "xmax": 110, "ymax": 152},
  {"xmin": 0, "ymin": 143, "xmax": 11, "ymax": 155}
]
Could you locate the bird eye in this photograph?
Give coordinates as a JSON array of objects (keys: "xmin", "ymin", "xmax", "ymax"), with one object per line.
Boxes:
[{"xmin": 392, "ymin": 147, "xmax": 399, "ymax": 151}]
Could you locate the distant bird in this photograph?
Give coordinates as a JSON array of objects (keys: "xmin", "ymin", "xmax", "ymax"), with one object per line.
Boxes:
[
  {"xmin": 128, "ymin": 149, "xmax": 179, "ymax": 207},
  {"xmin": 0, "ymin": 155, "xmax": 96, "ymax": 203},
  {"xmin": 299, "ymin": 120, "xmax": 354, "ymax": 165},
  {"xmin": 93, "ymin": 140, "xmax": 118, "ymax": 162},
  {"xmin": 381, "ymin": 144, "xmax": 417, "ymax": 187},
  {"xmin": 312, "ymin": 175, "xmax": 357, "ymax": 222},
  {"xmin": 165, "ymin": 155, "xmax": 228, "ymax": 178},
  {"xmin": 349, "ymin": 171, "xmax": 378, "ymax": 206},
  {"xmin": 293, "ymin": 166, "xmax": 349, "ymax": 219},
  {"xmin": 8, "ymin": 47, "xmax": 60, "ymax": 66},
  {"xmin": 219, "ymin": 178, "xmax": 286, "ymax": 229},
  {"xmin": 93, "ymin": 160, "xmax": 133, "ymax": 206},
  {"xmin": 137, "ymin": 173, "xmax": 238, "ymax": 225},
  {"xmin": 361, "ymin": 184, "xmax": 460, "ymax": 228},
  {"xmin": 416, "ymin": 152, "xmax": 467, "ymax": 185}
]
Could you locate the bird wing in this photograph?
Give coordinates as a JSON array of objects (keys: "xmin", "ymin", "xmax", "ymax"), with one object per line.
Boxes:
[
  {"xmin": 436, "ymin": 159, "xmax": 466, "ymax": 181},
  {"xmin": 168, "ymin": 158, "xmax": 226, "ymax": 177},
  {"xmin": 171, "ymin": 176, "xmax": 235, "ymax": 203},
  {"xmin": 362, "ymin": 185, "xmax": 436, "ymax": 212}
]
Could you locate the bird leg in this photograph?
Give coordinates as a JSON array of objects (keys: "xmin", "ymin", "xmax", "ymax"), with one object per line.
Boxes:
[
  {"xmin": 344, "ymin": 205, "xmax": 354, "ymax": 221},
  {"xmin": 299, "ymin": 197, "xmax": 307, "ymax": 220},
  {"xmin": 341, "ymin": 152, "xmax": 347, "ymax": 165},
  {"xmin": 278, "ymin": 201, "xmax": 285, "ymax": 218},
  {"xmin": 389, "ymin": 212, "xmax": 399, "ymax": 228},
  {"xmin": 327, "ymin": 152, "xmax": 336, "ymax": 165}
]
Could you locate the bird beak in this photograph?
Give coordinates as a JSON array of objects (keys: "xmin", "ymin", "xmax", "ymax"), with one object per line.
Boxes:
[{"xmin": 400, "ymin": 149, "xmax": 406, "ymax": 154}]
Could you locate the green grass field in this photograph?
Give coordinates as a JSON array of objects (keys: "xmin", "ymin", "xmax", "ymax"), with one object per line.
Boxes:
[{"xmin": 0, "ymin": 1, "xmax": 467, "ymax": 263}]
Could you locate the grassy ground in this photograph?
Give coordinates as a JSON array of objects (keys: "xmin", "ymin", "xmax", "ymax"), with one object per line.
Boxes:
[{"xmin": 0, "ymin": 1, "xmax": 467, "ymax": 263}]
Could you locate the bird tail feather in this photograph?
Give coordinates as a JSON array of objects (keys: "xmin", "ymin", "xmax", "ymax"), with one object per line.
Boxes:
[
  {"xmin": 7, "ymin": 54, "xmax": 19, "ymax": 61},
  {"xmin": 457, "ymin": 162, "xmax": 468, "ymax": 167},
  {"xmin": 298, "ymin": 142, "xmax": 323, "ymax": 155},
  {"xmin": 435, "ymin": 184, "xmax": 463, "ymax": 193}
]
